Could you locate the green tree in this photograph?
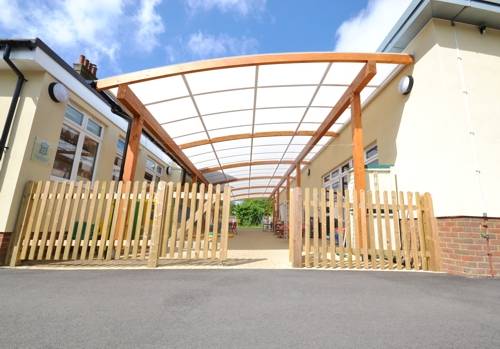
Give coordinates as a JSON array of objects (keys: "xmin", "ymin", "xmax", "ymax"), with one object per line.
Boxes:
[{"xmin": 231, "ymin": 199, "xmax": 272, "ymax": 227}]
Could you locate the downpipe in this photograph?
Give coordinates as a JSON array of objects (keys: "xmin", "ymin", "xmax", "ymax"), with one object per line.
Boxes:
[{"xmin": 1, "ymin": 44, "xmax": 27, "ymax": 162}]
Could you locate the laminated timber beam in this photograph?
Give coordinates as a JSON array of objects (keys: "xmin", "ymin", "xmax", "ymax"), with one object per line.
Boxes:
[
  {"xmin": 117, "ymin": 85, "xmax": 208, "ymax": 184},
  {"xmin": 200, "ymin": 160, "xmax": 310, "ymax": 174},
  {"xmin": 214, "ymin": 176, "xmax": 294, "ymax": 185},
  {"xmin": 97, "ymin": 52, "xmax": 413, "ymax": 89},
  {"xmin": 180, "ymin": 130, "xmax": 338, "ymax": 149}
]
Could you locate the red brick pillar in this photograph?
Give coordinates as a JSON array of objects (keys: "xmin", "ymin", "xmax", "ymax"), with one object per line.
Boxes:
[{"xmin": 437, "ymin": 217, "xmax": 499, "ymax": 277}]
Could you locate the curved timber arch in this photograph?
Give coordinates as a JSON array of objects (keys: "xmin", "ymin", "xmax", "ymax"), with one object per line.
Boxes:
[
  {"xmin": 97, "ymin": 52, "xmax": 413, "ymax": 89},
  {"xmin": 180, "ymin": 130, "xmax": 338, "ymax": 149},
  {"xmin": 201, "ymin": 160, "xmax": 310, "ymax": 174}
]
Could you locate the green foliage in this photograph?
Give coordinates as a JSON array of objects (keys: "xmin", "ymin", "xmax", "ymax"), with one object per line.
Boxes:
[{"xmin": 231, "ymin": 199, "xmax": 272, "ymax": 227}]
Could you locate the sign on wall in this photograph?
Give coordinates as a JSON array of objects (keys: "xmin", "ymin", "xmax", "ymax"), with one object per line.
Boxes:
[{"xmin": 31, "ymin": 137, "xmax": 52, "ymax": 163}]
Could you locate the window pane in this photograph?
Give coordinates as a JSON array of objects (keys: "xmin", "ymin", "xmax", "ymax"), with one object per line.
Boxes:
[
  {"xmin": 65, "ymin": 106, "xmax": 84, "ymax": 125},
  {"xmin": 117, "ymin": 138, "xmax": 125, "ymax": 155},
  {"xmin": 51, "ymin": 125, "xmax": 79, "ymax": 179},
  {"xmin": 87, "ymin": 118, "xmax": 102, "ymax": 137},
  {"xmin": 77, "ymin": 136, "xmax": 99, "ymax": 181},
  {"xmin": 366, "ymin": 145, "xmax": 378, "ymax": 159},
  {"xmin": 144, "ymin": 172, "xmax": 154, "ymax": 182},
  {"xmin": 146, "ymin": 159, "xmax": 156, "ymax": 172}
]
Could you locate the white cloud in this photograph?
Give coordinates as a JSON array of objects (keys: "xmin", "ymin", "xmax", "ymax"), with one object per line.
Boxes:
[
  {"xmin": 0, "ymin": 0, "xmax": 125, "ymax": 63},
  {"xmin": 187, "ymin": 31, "xmax": 258, "ymax": 59},
  {"xmin": 0, "ymin": 0, "xmax": 166, "ymax": 69},
  {"xmin": 134, "ymin": 0, "xmax": 165, "ymax": 52},
  {"xmin": 334, "ymin": 0, "xmax": 412, "ymax": 52},
  {"xmin": 185, "ymin": 0, "xmax": 266, "ymax": 16}
]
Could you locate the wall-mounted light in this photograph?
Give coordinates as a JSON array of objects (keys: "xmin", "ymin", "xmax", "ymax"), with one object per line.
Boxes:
[
  {"xmin": 307, "ymin": 169, "xmax": 311, "ymax": 176},
  {"xmin": 48, "ymin": 82, "xmax": 69, "ymax": 103},
  {"xmin": 398, "ymin": 75, "xmax": 414, "ymax": 95},
  {"xmin": 166, "ymin": 166, "xmax": 171, "ymax": 175}
]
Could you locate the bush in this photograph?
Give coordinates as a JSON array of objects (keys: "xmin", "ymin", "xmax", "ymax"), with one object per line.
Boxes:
[{"xmin": 231, "ymin": 199, "xmax": 272, "ymax": 227}]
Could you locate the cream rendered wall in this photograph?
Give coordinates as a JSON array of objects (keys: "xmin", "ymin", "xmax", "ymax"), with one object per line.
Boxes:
[
  {"xmin": 288, "ymin": 19, "xmax": 500, "ymax": 217},
  {"xmin": 0, "ymin": 70, "xmax": 46, "ymax": 233}
]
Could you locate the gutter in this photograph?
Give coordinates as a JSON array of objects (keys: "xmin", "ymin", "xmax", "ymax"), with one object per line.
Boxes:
[{"xmin": 0, "ymin": 43, "xmax": 29, "ymax": 162}]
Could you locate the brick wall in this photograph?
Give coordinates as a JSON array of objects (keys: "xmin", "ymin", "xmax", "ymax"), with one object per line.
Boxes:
[
  {"xmin": 437, "ymin": 217, "xmax": 500, "ymax": 278},
  {"xmin": 0, "ymin": 232, "xmax": 11, "ymax": 266}
]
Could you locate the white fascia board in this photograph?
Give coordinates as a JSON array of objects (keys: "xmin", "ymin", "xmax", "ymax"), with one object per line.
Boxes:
[{"xmin": 33, "ymin": 47, "xmax": 128, "ymax": 132}]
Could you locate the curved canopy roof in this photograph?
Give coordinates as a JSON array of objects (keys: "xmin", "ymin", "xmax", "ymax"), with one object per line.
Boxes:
[{"xmin": 97, "ymin": 52, "xmax": 412, "ymax": 200}]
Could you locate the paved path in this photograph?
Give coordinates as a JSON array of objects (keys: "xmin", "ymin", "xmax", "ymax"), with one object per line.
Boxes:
[
  {"xmin": 227, "ymin": 227, "xmax": 290, "ymax": 268},
  {"xmin": 1, "ymin": 269, "xmax": 499, "ymax": 348}
]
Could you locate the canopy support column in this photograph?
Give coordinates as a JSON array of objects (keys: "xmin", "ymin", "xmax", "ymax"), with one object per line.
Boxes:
[
  {"xmin": 351, "ymin": 92, "xmax": 366, "ymax": 192},
  {"xmin": 122, "ymin": 115, "xmax": 143, "ymax": 181}
]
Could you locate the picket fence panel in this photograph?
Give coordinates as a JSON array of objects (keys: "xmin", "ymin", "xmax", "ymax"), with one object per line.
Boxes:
[
  {"xmin": 294, "ymin": 188, "xmax": 440, "ymax": 271},
  {"xmin": 8, "ymin": 180, "xmax": 231, "ymax": 267}
]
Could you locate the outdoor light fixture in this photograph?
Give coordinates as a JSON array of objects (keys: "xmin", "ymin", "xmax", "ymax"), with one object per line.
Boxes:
[
  {"xmin": 398, "ymin": 75, "xmax": 414, "ymax": 95},
  {"xmin": 48, "ymin": 82, "xmax": 69, "ymax": 103},
  {"xmin": 166, "ymin": 166, "xmax": 171, "ymax": 175}
]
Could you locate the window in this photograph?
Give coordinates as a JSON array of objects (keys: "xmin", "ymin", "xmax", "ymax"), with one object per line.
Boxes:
[
  {"xmin": 51, "ymin": 105, "xmax": 103, "ymax": 181},
  {"xmin": 112, "ymin": 138, "xmax": 126, "ymax": 180},
  {"xmin": 365, "ymin": 145, "xmax": 378, "ymax": 166},
  {"xmin": 144, "ymin": 157, "xmax": 164, "ymax": 183}
]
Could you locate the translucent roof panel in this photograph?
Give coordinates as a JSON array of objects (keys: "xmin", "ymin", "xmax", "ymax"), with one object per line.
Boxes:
[
  {"xmin": 185, "ymin": 66, "xmax": 255, "ymax": 94},
  {"xmin": 172, "ymin": 132, "xmax": 206, "ymax": 145},
  {"xmin": 298, "ymin": 122, "xmax": 321, "ymax": 131},
  {"xmin": 254, "ymin": 123, "xmax": 297, "ymax": 133},
  {"xmin": 251, "ymin": 153, "xmax": 283, "ymax": 161},
  {"xmin": 208, "ymin": 126, "xmax": 252, "ymax": 139},
  {"xmin": 253, "ymin": 144, "xmax": 288, "ymax": 154},
  {"xmin": 302, "ymin": 107, "xmax": 331, "ymax": 123},
  {"xmin": 254, "ymin": 107, "xmax": 305, "ymax": 124},
  {"xmin": 213, "ymin": 139, "xmax": 251, "ymax": 151},
  {"xmin": 312, "ymin": 86, "xmax": 348, "ymax": 107},
  {"xmin": 182, "ymin": 144, "xmax": 214, "ymax": 157},
  {"xmin": 217, "ymin": 154, "xmax": 251, "ymax": 164},
  {"xmin": 203, "ymin": 110, "xmax": 253, "ymax": 130},
  {"xmin": 131, "ymin": 76, "xmax": 188, "ymax": 105},
  {"xmin": 324, "ymin": 62, "xmax": 365, "ymax": 85},
  {"xmin": 256, "ymin": 86, "xmax": 316, "ymax": 108},
  {"xmin": 253, "ymin": 136, "xmax": 292, "ymax": 146},
  {"xmin": 195, "ymin": 89, "xmax": 254, "ymax": 115},
  {"xmin": 164, "ymin": 118, "xmax": 205, "ymax": 138},
  {"xmin": 258, "ymin": 63, "xmax": 329, "ymax": 86},
  {"xmin": 216, "ymin": 147, "xmax": 251, "ymax": 158},
  {"xmin": 148, "ymin": 98, "xmax": 198, "ymax": 124}
]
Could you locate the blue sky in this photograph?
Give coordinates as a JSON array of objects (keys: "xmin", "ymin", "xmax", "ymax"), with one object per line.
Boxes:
[{"xmin": 0, "ymin": 0, "xmax": 411, "ymax": 78}]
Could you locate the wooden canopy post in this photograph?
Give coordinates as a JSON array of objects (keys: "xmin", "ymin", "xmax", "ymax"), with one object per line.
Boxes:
[
  {"xmin": 351, "ymin": 92, "xmax": 366, "ymax": 250},
  {"xmin": 122, "ymin": 116, "xmax": 143, "ymax": 181},
  {"xmin": 296, "ymin": 162, "xmax": 302, "ymax": 187},
  {"xmin": 351, "ymin": 92, "xmax": 366, "ymax": 192},
  {"xmin": 289, "ymin": 187, "xmax": 303, "ymax": 267}
]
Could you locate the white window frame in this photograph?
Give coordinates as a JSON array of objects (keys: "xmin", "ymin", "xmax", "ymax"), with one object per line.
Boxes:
[
  {"xmin": 112, "ymin": 138, "xmax": 126, "ymax": 181},
  {"xmin": 144, "ymin": 157, "xmax": 164, "ymax": 183},
  {"xmin": 51, "ymin": 104, "xmax": 103, "ymax": 181},
  {"xmin": 365, "ymin": 144, "xmax": 378, "ymax": 166}
]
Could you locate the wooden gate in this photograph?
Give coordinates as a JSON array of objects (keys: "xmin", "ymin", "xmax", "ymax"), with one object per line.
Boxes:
[
  {"xmin": 7, "ymin": 181, "xmax": 231, "ymax": 267},
  {"xmin": 289, "ymin": 188, "xmax": 441, "ymax": 271}
]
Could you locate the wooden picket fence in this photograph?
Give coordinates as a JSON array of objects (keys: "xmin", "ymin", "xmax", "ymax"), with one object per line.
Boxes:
[
  {"xmin": 289, "ymin": 188, "xmax": 441, "ymax": 271},
  {"xmin": 7, "ymin": 180, "xmax": 231, "ymax": 267}
]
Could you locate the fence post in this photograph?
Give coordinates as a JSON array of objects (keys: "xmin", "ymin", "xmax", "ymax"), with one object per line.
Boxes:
[
  {"xmin": 148, "ymin": 181, "xmax": 167, "ymax": 268},
  {"xmin": 289, "ymin": 187, "xmax": 303, "ymax": 268},
  {"xmin": 423, "ymin": 193, "xmax": 442, "ymax": 271},
  {"xmin": 6, "ymin": 181, "xmax": 35, "ymax": 267},
  {"xmin": 220, "ymin": 186, "xmax": 231, "ymax": 261}
]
